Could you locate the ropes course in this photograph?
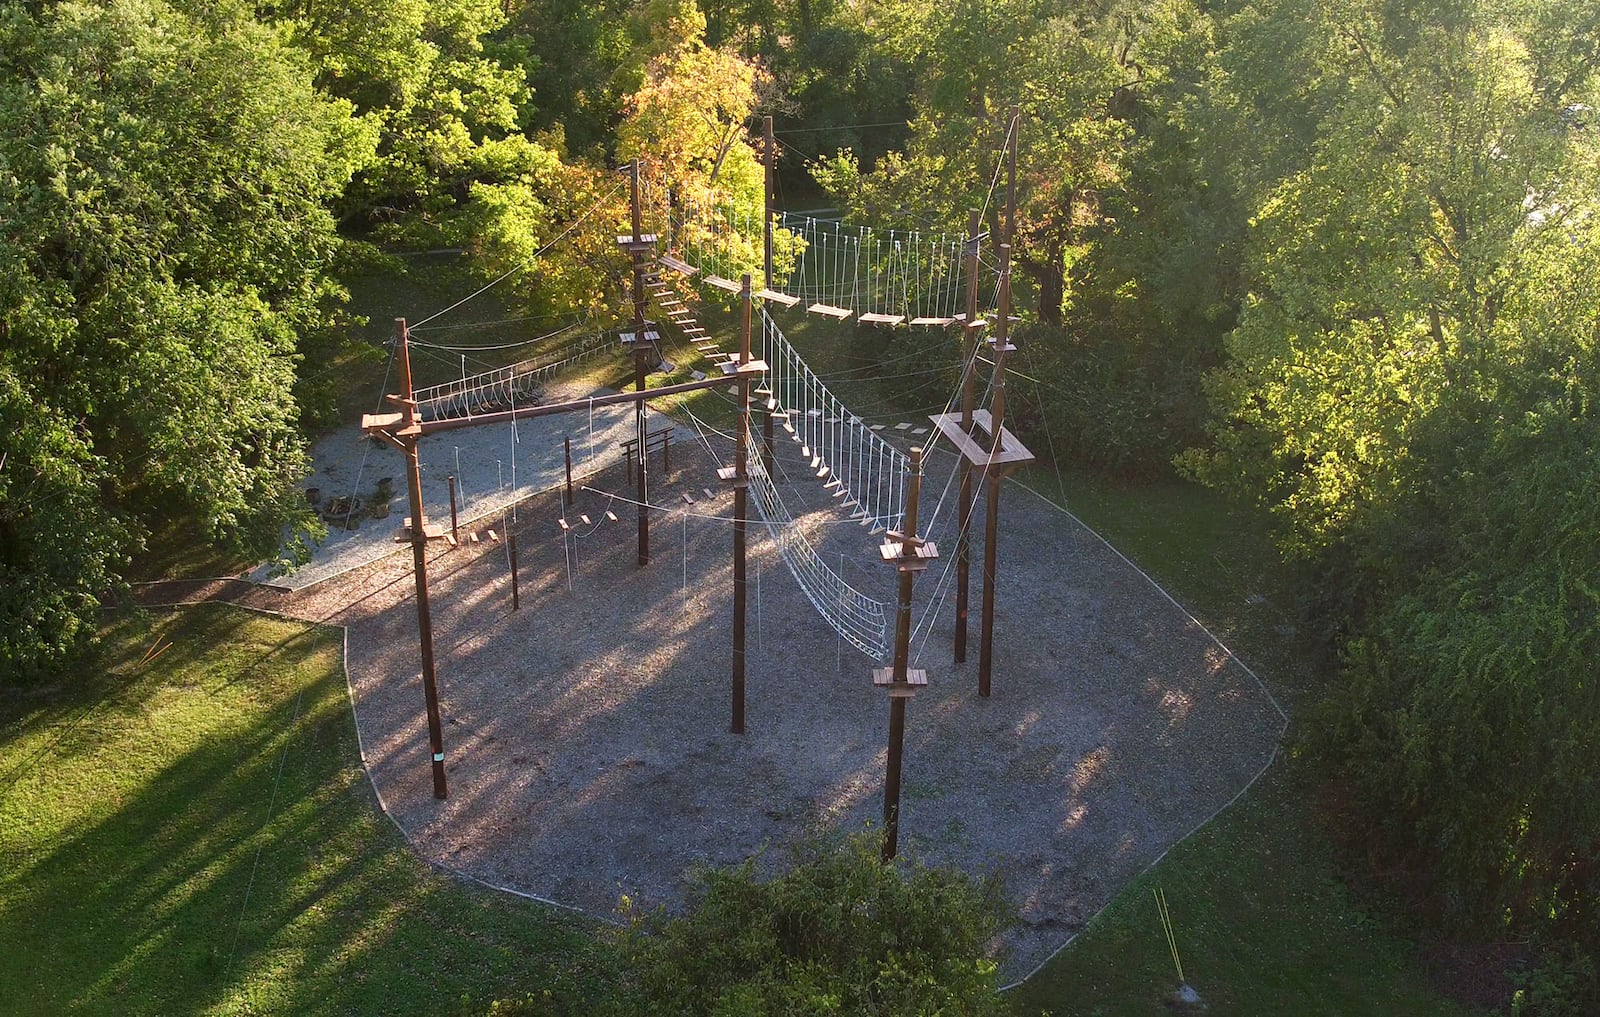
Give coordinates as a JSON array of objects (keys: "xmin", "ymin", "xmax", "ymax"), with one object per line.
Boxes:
[
  {"xmin": 657, "ymin": 189, "xmax": 989, "ymax": 326},
  {"xmin": 759, "ymin": 308, "xmax": 907, "ymax": 533},
  {"xmin": 383, "ymin": 147, "xmax": 1008, "ymax": 670},
  {"xmin": 411, "ymin": 332, "xmax": 611, "ymax": 422},
  {"xmin": 361, "ymin": 111, "xmax": 1033, "ymax": 833}
]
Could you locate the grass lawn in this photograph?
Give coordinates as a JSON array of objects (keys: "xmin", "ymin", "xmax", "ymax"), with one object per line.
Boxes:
[
  {"xmin": 0, "ymin": 604, "xmax": 616, "ymax": 1016},
  {"xmin": 1004, "ymin": 469, "xmax": 1482, "ymax": 1017}
]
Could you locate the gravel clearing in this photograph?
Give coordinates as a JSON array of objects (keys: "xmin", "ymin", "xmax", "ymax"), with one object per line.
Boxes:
[
  {"xmin": 257, "ymin": 405, "xmax": 1289, "ymax": 982},
  {"xmin": 249, "ymin": 379, "xmax": 639, "ymax": 591}
]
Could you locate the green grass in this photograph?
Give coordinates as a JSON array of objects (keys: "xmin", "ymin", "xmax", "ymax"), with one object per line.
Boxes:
[
  {"xmin": 1008, "ymin": 767, "xmax": 1474, "ymax": 1017},
  {"xmin": 0, "ymin": 605, "xmax": 615, "ymax": 1016},
  {"xmin": 1004, "ymin": 468, "xmax": 1481, "ymax": 1016}
]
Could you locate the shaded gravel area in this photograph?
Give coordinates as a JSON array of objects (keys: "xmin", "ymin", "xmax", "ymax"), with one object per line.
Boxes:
[
  {"xmin": 243, "ymin": 414, "xmax": 1287, "ymax": 982},
  {"xmin": 249, "ymin": 379, "xmax": 639, "ymax": 591}
]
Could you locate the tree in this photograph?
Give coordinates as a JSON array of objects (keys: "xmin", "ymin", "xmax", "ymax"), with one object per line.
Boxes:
[
  {"xmin": 0, "ymin": 0, "xmax": 368, "ymax": 679},
  {"xmin": 813, "ymin": 1, "xmax": 1133, "ymax": 327},
  {"xmin": 609, "ymin": 832, "xmax": 1009, "ymax": 1016},
  {"xmin": 615, "ymin": 0, "xmax": 798, "ymax": 285},
  {"xmin": 1179, "ymin": 0, "xmax": 1600, "ymax": 974}
]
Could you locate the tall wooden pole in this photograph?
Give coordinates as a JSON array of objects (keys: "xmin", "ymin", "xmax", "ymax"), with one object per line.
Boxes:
[
  {"xmin": 630, "ymin": 159, "xmax": 651, "ymax": 566},
  {"xmin": 954, "ymin": 209, "xmax": 983, "ymax": 664},
  {"xmin": 563, "ymin": 435, "xmax": 574, "ymax": 506},
  {"xmin": 1006, "ymin": 109, "xmax": 1019, "ymax": 247},
  {"xmin": 979, "ymin": 245, "xmax": 1013, "ymax": 697},
  {"xmin": 509, "ymin": 532, "xmax": 520, "ymax": 610},
  {"xmin": 759, "ymin": 115, "xmax": 777, "ymax": 484},
  {"xmin": 763, "ymin": 115, "xmax": 776, "ymax": 292},
  {"xmin": 448, "ymin": 474, "xmax": 458, "ymax": 544},
  {"xmin": 880, "ymin": 445, "xmax": 931, "ymax": 862},
  {"xmin": 731, "ymin": 275, "xmax": 753, "ymax": 735},
  {"xmin": 396, "ymin": 318, "xmax": 449, "ymax": 800}
]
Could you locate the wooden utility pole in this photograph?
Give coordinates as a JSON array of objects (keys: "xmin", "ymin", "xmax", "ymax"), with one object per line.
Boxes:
[
  {"xmin": 979, "ymin": 246, "xmax": 1015, "ymax": 697},
  {"xmin": 1006, "ymin": 108, "xmax": 1019, "ymax": 247},
  {"xmin": 563, "ymin": 436, "xmax": 574, "ymax": 506},
  {"xmin": 763, "ymin": 115, "xmax": 776, "ymax": 292},
  {"xmin": 362, "ymin": 318, "xmax": 448, "ymax": 800},
  {"xmin": 876, "ymin": 446, "xmax": 936, "ymax": 861},
  {"xmin": 509, "ymin": 532, "xmax": 521, "ymax": 610},
  {"xmin": 930, "ymin": 124, "xmax": 1032, "ymax": 697},
  {"xmin": 622, "ymin": 159, "xmax": 656, "ymax": 566},
  {"xmin": 448, "ymin": 474, "xmax": 459, "ymax": 544},
  {"xmin": 954, "ymin": 209, "xmax": 984, "ymax": 664},
  {"xmin": 760, "ymin": 114, "xmax": 778, "ymax": 479},
  {"xmin": 721, "ymin": 275, "xmax": 766, "ymax": 735},
  {"xmin": 977, "ymin": 114, "xmax": 1023, "ymax": 696}
]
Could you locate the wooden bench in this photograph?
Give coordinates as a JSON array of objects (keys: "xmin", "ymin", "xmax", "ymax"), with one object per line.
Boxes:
[{"xmin": 619, "ymin": 424, "xmax": 676, "ymax": 482}]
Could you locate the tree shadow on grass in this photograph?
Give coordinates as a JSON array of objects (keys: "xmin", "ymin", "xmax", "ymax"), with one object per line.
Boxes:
[{"xmin": 0, "ymin": 604, "xmax": 612, "ymax": 1017}]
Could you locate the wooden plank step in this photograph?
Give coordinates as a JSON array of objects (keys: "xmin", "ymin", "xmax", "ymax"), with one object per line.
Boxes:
[
  {"xmin": 755, "ymin": 288, "xmax": 801, "ymax": 308},
  {"xmin": 807, "ymin": 303, "xmax": 853, "ymax": 320},
  {"xmin": 659, "ymin": 253, "xmax": 697, "ymax": 276},
  {"xmin": 704, "ymin": 275, "xmax": 741, "ymax": 292},
  {"xmin": 859, "ymin": 312, "xmax": 906, "ymax": 326}
]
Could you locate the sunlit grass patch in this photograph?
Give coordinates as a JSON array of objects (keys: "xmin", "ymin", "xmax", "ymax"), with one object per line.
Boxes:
[{"xmin": 0, "ymin": 605, "xmax": 614, "ymax": 1017}]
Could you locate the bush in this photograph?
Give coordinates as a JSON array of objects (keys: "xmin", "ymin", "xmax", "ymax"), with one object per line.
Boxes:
[
  {"xmin": 609, "ymin": 831, "xmax": 1010, "ymax": 1016},
  {"xmin": 1309, "ymin": 406, "xmax": 1600, "ymax": 995}
]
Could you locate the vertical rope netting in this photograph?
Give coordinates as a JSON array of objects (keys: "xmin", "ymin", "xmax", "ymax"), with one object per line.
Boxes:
[{"xmin": 684, "ymin": 408, "xmax": 890, "ymax": 660}]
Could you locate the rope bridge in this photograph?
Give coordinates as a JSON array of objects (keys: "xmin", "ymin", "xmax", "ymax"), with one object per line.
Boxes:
[
  {"xmin": 658, "ymin": 194, "xmax": 990, "ymax": 326},
  {"xmin": 736, "ymin": 307, "xmax": 912, "ymax": 660},
  {"xmin": 412, "ymin": 334, "xmax": 609, "ymax": 422},
  {"xmin": 760, "ymin": 308, "xmax": 907, "ymax": 533},
  {"xmin": 746, "ymin": 440, "xmax": 890, "ymax": 660}
]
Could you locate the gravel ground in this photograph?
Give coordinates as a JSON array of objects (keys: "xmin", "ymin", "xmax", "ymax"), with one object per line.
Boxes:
[
  {"xmin": 250, "ymin": 379, "xmax": 640, "ymax": 590},
  {"xmin": 260, "ymin": 414, "xmax": 1286, "ymax": 983}
]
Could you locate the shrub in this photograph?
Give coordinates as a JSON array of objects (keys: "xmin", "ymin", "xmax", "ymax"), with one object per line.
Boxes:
[{"xmin": 610, "ymin": 831, "xmax": 1010, "ymax": 1016}]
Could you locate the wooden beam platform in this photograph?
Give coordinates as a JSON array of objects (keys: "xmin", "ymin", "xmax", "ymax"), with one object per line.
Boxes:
[
  {"xmin": 755, "ymin": 288, "xmax": 801, "ymax": 308},
  {"xmin": 928, "ymin": 409, "xmax": 1036, "ymax": 470},
  {"xmin": 859, "ymin": 312, "xmax": 906, "ymax": 326},
  {"xmin": 872, "ymin": 667, "xmax": 928, "ymax": 697}
]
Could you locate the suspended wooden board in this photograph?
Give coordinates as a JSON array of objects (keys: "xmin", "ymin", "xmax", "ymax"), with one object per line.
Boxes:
[
  {"xmin": 858, "ymin": 312, "xmax": 906, "ymax": 326},
  {"xmin": 910, "ymin": 316, "xmax": 956, "ymax": 326},
  {"xmin": 658, "ymin": 253, "xmax": 698, "ymax": 276},
  {"xmin": 704, "ymin": 275, "xmax": 741, "ymax": 292},
  {"xmin": 807, "ymin": 303, "xmax": 853, "ymax": 320},
  {"xmin": 755, "ymin": 288, "xmax": 801, "ymax": 308},
  {"xmin": 928, "ymin": 409, "xmax": 1037, "ymax": 470}
]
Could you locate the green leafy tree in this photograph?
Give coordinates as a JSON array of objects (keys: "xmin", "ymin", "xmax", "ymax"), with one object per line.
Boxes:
[
  {"xmin": 616, "ymin": 1, "xmax": 801, "ymax": 285},
  {"xmin": 1179, "ymin": 0, "xmax": 1600, "ymax": 974},
  {"xmin": 0, "ymin": 0, "xmax": 367, "ymax": 679},
  {"xmin": 609, "ymin": 832, "xmax": 1009, "ymax": 1016}
]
